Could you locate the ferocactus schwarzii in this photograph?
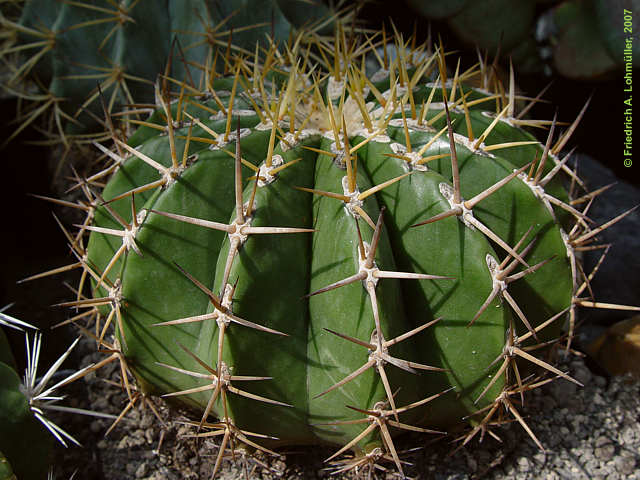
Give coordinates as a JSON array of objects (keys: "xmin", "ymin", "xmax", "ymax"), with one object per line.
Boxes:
[{"xmin": 42, "ymin": 27, "xmax": 634, "ymax": 477}]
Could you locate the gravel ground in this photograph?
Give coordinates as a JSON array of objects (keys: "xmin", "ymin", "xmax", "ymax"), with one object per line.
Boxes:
[{"xmin": 50, "ymin": 339, "xmax": 640, "ymax": 480}]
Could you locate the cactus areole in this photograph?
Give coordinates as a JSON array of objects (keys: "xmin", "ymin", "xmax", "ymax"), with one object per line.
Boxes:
[{"xmin": 81, "ymin": 28, "xmax": 585, "ymax": 474}]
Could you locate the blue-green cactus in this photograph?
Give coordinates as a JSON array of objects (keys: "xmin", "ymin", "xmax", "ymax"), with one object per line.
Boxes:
[{"xmin": 0, "ymin": 0, "xmax": 341, "ymax": 144}]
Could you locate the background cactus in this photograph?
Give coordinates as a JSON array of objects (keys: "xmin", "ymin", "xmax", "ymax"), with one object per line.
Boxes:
[
  {"xmin": 35, "ymin": 21, "xmax": 633, "ymax": 475},
  {"xmin": 0, "ymin": 313, "xmax": 52, "ymax": 480},
  {"xmin": 547, "ymin": 0, "xmax": 639, "ymax": 79},
  {"xmin": 401, "ymin": 0, "xmax": 640, "ymax": 80},
  {"xmin": 0, "ymin": 0, "xmax": 341, "ymax": 146},
  {"xmin": 0, "ymin": 353, "xmax": 53, "ymax": 480},
  {"xmin": 0, "ymin": 308, "xmax": 114, "ymax": 479},
  {"xmin": 0, "ymin": 450, "xmax": 17, "ymax": 480}
]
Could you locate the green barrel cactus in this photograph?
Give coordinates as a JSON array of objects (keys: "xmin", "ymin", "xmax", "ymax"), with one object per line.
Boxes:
[
  {"xmin": 47, "ymin": 25, "xmax": 632, "ymax": 477},
  {"xmin": 0, "ymin": 0, "xmax": 340, "ymax": 145}
]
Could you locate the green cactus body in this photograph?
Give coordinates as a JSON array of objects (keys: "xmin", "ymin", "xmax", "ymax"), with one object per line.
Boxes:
[{"xmin": 79, "ymin": 32, "xmax": 578, "ymax": 471}]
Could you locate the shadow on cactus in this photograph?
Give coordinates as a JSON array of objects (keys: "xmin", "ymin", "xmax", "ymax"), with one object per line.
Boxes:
[{"xmin": 22, "ymin": 22, "xmax": 640, "ymax": 478}]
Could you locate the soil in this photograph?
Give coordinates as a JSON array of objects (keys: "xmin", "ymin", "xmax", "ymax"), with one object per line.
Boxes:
[{"xmin": 47, "ymin": 339, "xmax": 639, "ymax": 479}]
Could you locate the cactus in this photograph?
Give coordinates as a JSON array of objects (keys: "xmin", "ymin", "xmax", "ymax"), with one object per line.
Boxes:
[
  {"xmin": 0, "ymin": 450, "xmax": 17, "ymax": 480},
  {"xmin": 0, "ymin": 353, "xmax": 53, "ymax": 480},
  {"xmin": 0, "ymin": 311, "xmax": 51, "ymax": 479},
  {"xmin": 0, "ymin": 0, "xmax": 342, "ymax": 146},
  {"xmin": 402, "ymin": 0, "xmax": 639, "ymax": 79},
  {"xmin": 33, "ymin": 23, "xmax": 639, "ymax": 478},
  {"xmin": 0, "ymin": 309, "xmax": 108, "ymax": 479},
  {"xmin": 403, "ymin": 0, "xmax": 537, "ymax": 54},
  {"xmin": 548, "ymin": 0, "xmax": 640, "ymax": 80}
]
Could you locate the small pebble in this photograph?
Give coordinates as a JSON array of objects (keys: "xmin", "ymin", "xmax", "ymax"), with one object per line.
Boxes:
[
  {"xmin": 615, "ymin": 455, "xmax": 636, "ymax": 475},
  {"xmin": 517, "ymin": 457, "xmax": 531, "ymax": 472},
  {"xmin": 594, "ymin": 444, "xmax": 615, "ymax": 461},
  {"xmin": 126, "ymin": 462, "xmax": 137, "ymax": 476},
  {"xmin": 135, "ymin": 463, "xmax": 148, "ymax": 478}
]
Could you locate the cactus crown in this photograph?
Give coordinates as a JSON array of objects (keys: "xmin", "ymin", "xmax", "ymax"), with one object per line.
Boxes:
[{"xmin": 13, "ymin": 19, "xmax": 637, "ymax": 479}]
